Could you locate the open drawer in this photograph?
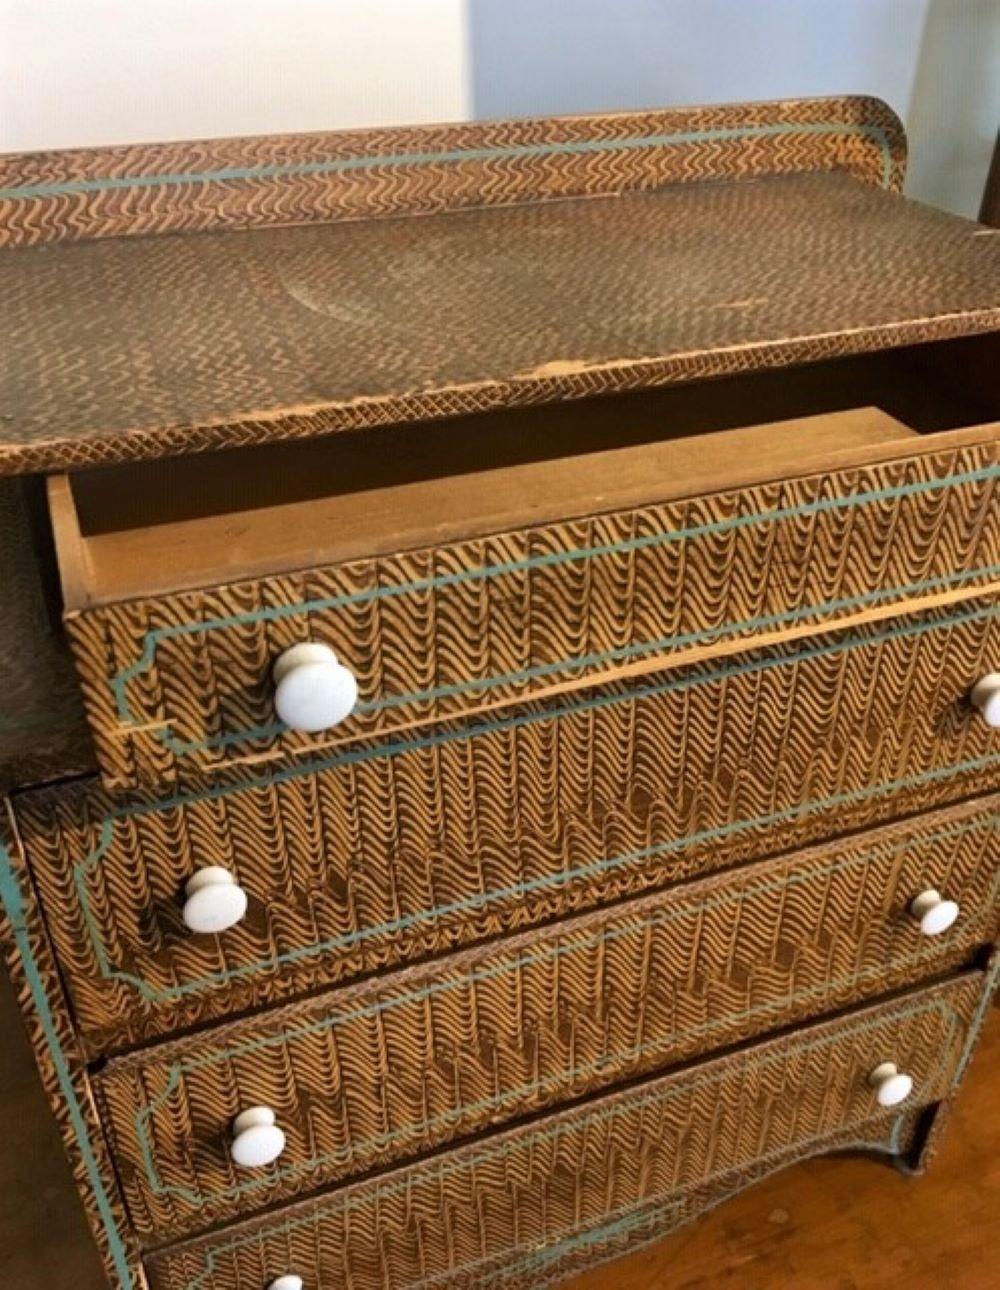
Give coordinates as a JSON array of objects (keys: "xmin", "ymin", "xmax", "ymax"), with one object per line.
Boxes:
[{"xmin": 49, "ymin": 335, "xmax": 1000, "ymax": 790}]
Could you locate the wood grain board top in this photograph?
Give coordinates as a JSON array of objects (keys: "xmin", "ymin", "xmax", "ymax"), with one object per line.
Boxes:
[{"xmin": 3, "ymin": 168, "xmax": 999, "ymax": 476}]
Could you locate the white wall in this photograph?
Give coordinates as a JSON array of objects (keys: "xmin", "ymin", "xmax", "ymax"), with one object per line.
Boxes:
[
  {"xmin": 0, "ymin": 0, "xmax": 470, "ymax": 145},
  {"xmin": 906, "ymin": 0, "xmax": 1000, "ymax": 217},
  {"xmin": 1, "ymin": 0, "xmax": 997, "ymax": 217},
  {"xmin": 468, "ymin": 0, "xmax": 928, "ymax": 120}
]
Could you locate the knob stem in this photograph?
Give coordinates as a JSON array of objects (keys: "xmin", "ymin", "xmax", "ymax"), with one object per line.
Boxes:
[
  {"xmin": 233, "ymin": 1106, "xmax": 277, "ymax": 1135},
  {"xmin": 185, "ymin": 866, "xmax": 236, "ymax": 898},
  {"xmin": 971, "ymin": 673, "xmax": 1000, "ymax": 727},
  {"xmin": 910, "ymin": 889, "xmax": 959, "ymax": 937},
  {"xmin": 272, "ymin": 642, "xmax": 339, "ymax": 685},
  {"xmin": 869, "ymin": 1062, "xmax": 914, "ymax": 1107},
  {"xmin": 273, "ymin": 642, "xmax": 358, "ymax": 732}
]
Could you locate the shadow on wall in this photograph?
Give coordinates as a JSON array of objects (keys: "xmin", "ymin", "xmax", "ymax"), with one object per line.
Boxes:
[
  {"xmin": 906, "ymin": 0, "xmax": 1000, "ymax": 217},
  {"xmin": 466, "ymin": 0, "xmax": 998, "ymax": 217},
  {"xmin": 466, "ymin": 0, "xmax": 926, "ymax": 122}
]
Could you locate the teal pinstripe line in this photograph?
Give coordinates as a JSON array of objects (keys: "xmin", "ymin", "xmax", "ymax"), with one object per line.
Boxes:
[
  {"xmin": 150, "ymin": 557, "xmax": 1000, "ymax": 758},
  {"xmin": 486, "ymin": 1118, "xmax": 909, "ymax": 1290},
  {"xmin": 491, "ymin": 1199, "xmax": 687, "ymax": 1287},
  {"xmin": 71, "ymin": 595, "xmax": 1000, "ymax": 1001},
  {"xmin": 130, "ymin": 816, "xmax": 999, "ymax": 1206},
  {"xmin": 953, "ymin": 952, "xmax": 1000, "ymax": 1086},
  {"xmin": 0, "ymin": 841, "xmax": 135, "ymax": 1287},
  {"xmin": 0, "ymin": 120, "xmax": 893, "ymax": 203},
  {"xmin": 202, "ymin": 1116, "xmax": 902, "ymax": 1290},
  {"xmin": 106, "ymin": 458, "xmax": 1000, "ymax": 755},
  {"xmin": 179, "ymin": 995, "xmax": 950, "ymax": 1290},
  {"xmin": 141, "ymin": 811, "xmax": 995, "ymax": 1070}
]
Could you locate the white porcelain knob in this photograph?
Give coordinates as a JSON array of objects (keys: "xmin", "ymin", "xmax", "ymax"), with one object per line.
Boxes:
[
  {"xmin": 868, "ymin": 1062, "xmax": 914, "ymax": 1108},
  {"xmin": 230, "ymin": 1106, "xmax": 286, "ymax": 1169},
  {"xmin": 910, "ymin": 888, "xmax": 960, "ymax": 937},
  {"xmin": 273, "ymin": 642, "xmax": 358, "ymax": 733},
  {"xmin": 971, "ymin": 673, "xmax": 1000, "ymax": 727},
  {"xmin": 182, "ymin": 867, "xmax": 248, "ymax": 934},
  {"xmin": 268, "ymin": 1279, "xmax": 304, "ymax": 1290}
]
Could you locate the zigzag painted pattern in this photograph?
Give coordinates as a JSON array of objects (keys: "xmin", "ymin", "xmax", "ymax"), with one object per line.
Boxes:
[
  {"xmin": 18, "ymin": 598, "xmax": 1000, "ymax": 1055},
  {"xmin": 95, "ymin": 797, "xmax": 1000, "ymax": 1240},
  {"xmin": 147, "ymin": 1116, "xmax": 919, "ymax": 1290},
  {"xmin": 65, "ymin": 441, "xmax": 1000, "ymax": 791},
  {"xmin": 17, "ymin": 97, "xmax": 993, "ymax": 480},
  {"xmin": 0, "ymin": 97, "xmax": 905, "ymax": 250},
  {"xmin": 142, "ymin": 976, "xmax": 980, "ymax": 1287},
  {"xmin": 0, "ymin": 819, "xmax": 141, "ymax": 1288}
]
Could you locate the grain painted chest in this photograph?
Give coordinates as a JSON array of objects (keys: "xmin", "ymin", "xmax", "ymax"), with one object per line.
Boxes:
[{"xmin": 1, "ymin": 96, "xmax": 999, "ymax": 1289}]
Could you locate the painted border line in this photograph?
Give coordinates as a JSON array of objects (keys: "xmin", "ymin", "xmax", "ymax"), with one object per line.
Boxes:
[
  {"xmin": 105, "ymin": 457, "xmax": 1000, "ymax": 759},
  {"xmin": 0, "ymin": 838, "xmax": 136, "ymax": 1288},
  {"xmin": 126, "ymin": 815, "xmax": 999, "ymax": 1206},
  {"xmin": 68, "ymin": 595, "xmax": 1000, "ymax": 1003},
  {"xmin": 0, "ymin": 121, "xmax": 893, "ymax": 203},
  {"xmin": 178, "ymin": 990, "xmax": 961, "ymax": 1289}
]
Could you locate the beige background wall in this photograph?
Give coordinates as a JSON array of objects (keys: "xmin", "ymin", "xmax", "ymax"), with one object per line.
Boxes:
[{"xmin": 1, "ymin": 0, "xmax": 997, "ymax": 216}]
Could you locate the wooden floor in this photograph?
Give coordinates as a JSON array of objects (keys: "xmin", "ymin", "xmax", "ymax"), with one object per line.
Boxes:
[
  {"xmin": 1, "ymin": 967, "xmax": 997, "ymax": 1289},
  {"xmin": 567, "ymin": 1013, "xmax": 1000, "ymax": 1290}
]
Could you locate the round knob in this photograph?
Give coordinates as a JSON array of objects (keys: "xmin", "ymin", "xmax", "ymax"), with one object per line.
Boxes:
[
  {"xmin": 273, "ymin": 642, "xmax": 358, "ymax": 733},
  {"xmin": 182, "ymin": 867, "xmax": 248, "ymax": 934},
  {"xmin": 970, "ymin": 673, "xmax": 1000, "ymax": 727},
  {"xmin": 268, "ymin": 1279, "xmax": 304, "ymax": 1290},
  {"xmin": 230, "ymin": 1107, "xmax": 286, "ymax": 1169},
  {"xmin": 868, "ymin": 1062, "xmax": 914, "ymax": 1108},
  {"xmin": 909, "ymin": 888, "xmax": 960, "ymax": 937}
]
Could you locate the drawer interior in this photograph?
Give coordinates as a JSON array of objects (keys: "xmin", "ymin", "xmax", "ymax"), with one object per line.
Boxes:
[{"xmin": 50, "ymin": 333, "xmax": 997, "ymax": 609}]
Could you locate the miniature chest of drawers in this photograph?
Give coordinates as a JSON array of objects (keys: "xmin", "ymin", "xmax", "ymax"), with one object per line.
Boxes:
[{"xmin": 1, "ymin": 96, "xmax": 999, "ymax": 1290}]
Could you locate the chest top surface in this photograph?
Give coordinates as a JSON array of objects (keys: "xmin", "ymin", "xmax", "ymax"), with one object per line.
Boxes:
[{"xmin": 2, "ymin": 94, "xmax": 998, "ymax": 477}]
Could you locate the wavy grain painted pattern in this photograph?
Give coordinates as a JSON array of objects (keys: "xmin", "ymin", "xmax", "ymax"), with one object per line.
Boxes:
[
  {"xmin": 65, "ymin": 441, "xmax": 1000, "ymax": 791},
  {"xmin": 95, "ymin": 799, "xmax": 1000, "ymax": 1240},
  {"xmin": 0, "ymin": 810, "xmax": 142, "ymax": 1289},
  {"xmin": 0, "ymin": 97, "xmax": 905, "ymax": 250},
  {"xmin": 143, "ymin": 975, "xmax": 982, "ymax": 1284},
  {"xmin": 17, "ymin": 599, "xmax": 1000, "ymax": 1055}
]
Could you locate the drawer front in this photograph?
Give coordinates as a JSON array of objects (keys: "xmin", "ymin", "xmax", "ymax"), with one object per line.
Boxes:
[
  {"xmin": 18, "ymin": 597, "xmax": 1000, "ymax": 1054},
  {"xmin": 144, "ymin": 973, "xmax": 986, "ymax": 1286},
  {"xmin": 97, "ymin": 806, "xmax": 999, "ymax": 1241},
  {"xmin": 66, "ymin": 440, "xmax": 1000, "ymax": 790}
]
